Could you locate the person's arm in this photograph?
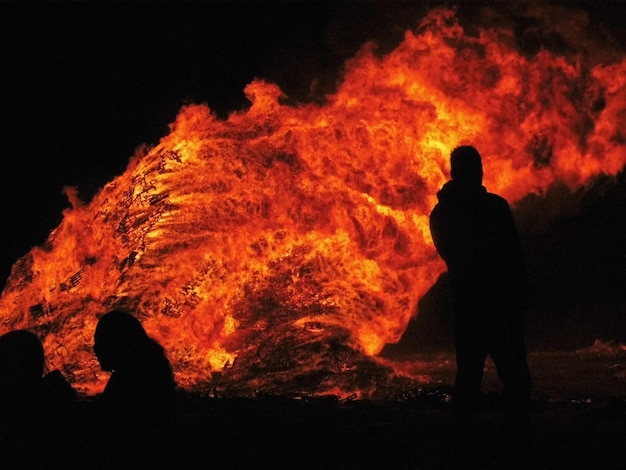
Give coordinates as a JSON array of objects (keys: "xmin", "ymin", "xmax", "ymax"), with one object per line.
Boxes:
[
  {"xmin": 500, "ymin": 200, "xmax": 530, "ymax": 310},
  {"xmin": 429, "ymin": 205, "xmax": 450, "ymax": 262}
]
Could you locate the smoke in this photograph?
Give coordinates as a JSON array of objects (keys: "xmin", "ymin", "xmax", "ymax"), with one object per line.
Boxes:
[{"xmin": 262, "ymin": 2, "xmax": 626, "ymax": 106}]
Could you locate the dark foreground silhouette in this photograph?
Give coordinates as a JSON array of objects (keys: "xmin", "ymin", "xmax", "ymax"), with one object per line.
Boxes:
[
  {"xmin": 0, "ymin": 329, "xmax": 75, "ymax": 468},
  {"xmin": 90, "ymin": 309, "xmax": 177, "ymax": 468},
  {"xmin": 74, "ymin": 389, "xmax": 626, "ymax": 470},
  {"xmin": 430, "ymin": 146, "xmax": 532, "ymax": 467},
  {"xmin": 0, "ymin": 325, "xmax": 622, "ymax": 469}
]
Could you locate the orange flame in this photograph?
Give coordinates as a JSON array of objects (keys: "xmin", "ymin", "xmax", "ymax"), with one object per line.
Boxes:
[{"xmin": 0, "ymin": 8, "xmax": 624, "ymax": 395}]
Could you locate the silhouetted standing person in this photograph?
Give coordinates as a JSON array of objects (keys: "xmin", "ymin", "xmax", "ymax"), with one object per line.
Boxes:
[
  {"xmin": 429, "ymin": 146, "xmax": 532, "ymax": 466},
  {"xmin": 93, "ymin": 310, "xmax": 176, "ymax": 468}
]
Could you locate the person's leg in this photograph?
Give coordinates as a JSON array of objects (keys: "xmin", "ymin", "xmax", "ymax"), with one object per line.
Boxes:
[
  {"xmin": 454, "ymin": 333, "xmax": 487, "ymax": 425},
  {"xmin": 491, "ymin": 316, "xmax": 532, "ymax": 465},
  {"xmin": 453, "ymin": 324, "xmax": 488, "ymax": 467}
]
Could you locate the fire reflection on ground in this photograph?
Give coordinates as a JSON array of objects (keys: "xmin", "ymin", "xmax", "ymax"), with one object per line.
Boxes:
[{"xmin": 382, "ymin": 341, "xmax": 626, "ymax": 404}]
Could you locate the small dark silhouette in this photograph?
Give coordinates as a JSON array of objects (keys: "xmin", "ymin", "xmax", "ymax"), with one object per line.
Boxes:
[
  {"xmin": 92, "ymin": 310, "xmax": 176, "ymax": 467},
  {"xmin": 0, "ymin": 329, "xmax": 76, "ymax": 468},
  {"xmin": 429, "ymin": 146, "xmax": 532, "ymax": 466}
]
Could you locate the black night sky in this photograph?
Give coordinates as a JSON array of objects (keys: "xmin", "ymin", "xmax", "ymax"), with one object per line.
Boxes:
[
  {"xmin": 2, "ymin": 1, "xmax": 433, "ymax": 279},
  {"xmin": 1, "ymin": 1, "xmax": 625, "ymax": 349}
]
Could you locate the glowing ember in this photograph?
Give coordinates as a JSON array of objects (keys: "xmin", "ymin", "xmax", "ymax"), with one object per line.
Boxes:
[{"xmin": 0, "ymin": 8, "xmax": 624, "ymax": 396}]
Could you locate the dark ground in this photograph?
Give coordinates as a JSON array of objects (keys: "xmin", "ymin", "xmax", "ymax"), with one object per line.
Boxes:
[
  {"xmin": 65, "ymin": 389, "xmax": 625, "ymax": 470},
  {"xmin": 47, "ymin": 348, "xmax": 622, "ymax": 470},
  {"xmin": 0, "ymin": 349, "xmax": 623, "ymax": 469}
]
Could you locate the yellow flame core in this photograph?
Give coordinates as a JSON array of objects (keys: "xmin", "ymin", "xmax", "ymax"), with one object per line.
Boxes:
[{"xmin": 0, "ymin": 8, "xmax": 624, "ymax": 394}]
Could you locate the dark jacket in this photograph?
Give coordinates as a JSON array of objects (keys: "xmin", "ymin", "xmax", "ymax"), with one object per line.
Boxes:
[{"xmin": 430, "ymin": 180, "xmax": 529, "ymax": 318}]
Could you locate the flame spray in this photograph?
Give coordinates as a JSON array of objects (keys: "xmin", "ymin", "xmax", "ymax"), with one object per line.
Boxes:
[{"xmin": 0, "ymin": 8, "xmax": 624, "ymax": 396}]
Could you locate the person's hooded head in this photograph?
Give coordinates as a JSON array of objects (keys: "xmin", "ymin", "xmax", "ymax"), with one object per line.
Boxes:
[
  {"xmin": 0, "ymin": 330, "xmax": 44, "ymax": 392},
  {"xmin": 94, "ymin": 310, "xmax": 150, "ymax": 372},
  {"xmin": 450, "ymin": 145, "xmax": 483, "ymax": 186}
]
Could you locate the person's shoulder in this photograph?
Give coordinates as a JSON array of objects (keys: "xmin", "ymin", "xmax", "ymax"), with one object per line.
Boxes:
[
  {"xmin": 485, "ymin": 191, "xmax": 510, "ymax": 208},
  {"xmin": 42, "ymin": 370, "xmax": 76, "ymax": 399},
  {"xmin": 430, "ymin": 201, "xmax": 441, "ymax": 217}
]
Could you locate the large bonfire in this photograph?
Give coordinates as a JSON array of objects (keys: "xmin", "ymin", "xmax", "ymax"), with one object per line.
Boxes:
[{"xmin": 0, "ymin": 7, "xmax": 624, "ymax": 396}]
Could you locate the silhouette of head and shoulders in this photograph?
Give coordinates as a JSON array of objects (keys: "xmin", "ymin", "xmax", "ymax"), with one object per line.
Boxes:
[
  {"xmin": 0, "ymin": 329, "xmax": 76, "ymax": 468},
  {"xmin": 434, "ymin": 145, "xmax": 508, "ymax": 213},
  {"xmin": 92, "ymin": 310, "xmax": 177, "ymax": 468},
  {"xmin": 0, "ymin": 329, "xmax": 75, "ymax": 410},
  {"xmin": 0, "ymin": 329, "xmax": 46, "ymax": 403},
  {"xmin": 94, "ymin": 310, "xmax": 175, "ymax": 415},
  {"xmin": 430, "ymin": 145, "xmax": 528, "ymax": 310}
]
